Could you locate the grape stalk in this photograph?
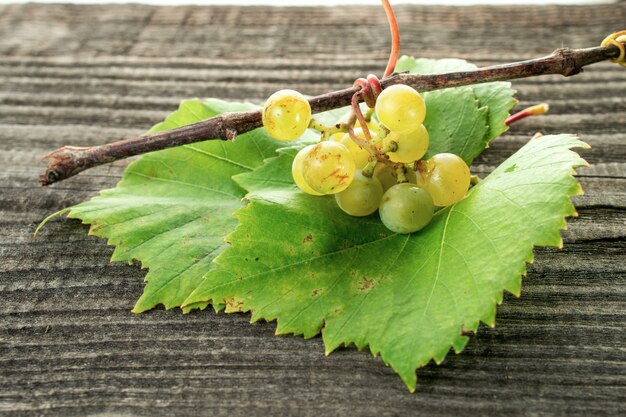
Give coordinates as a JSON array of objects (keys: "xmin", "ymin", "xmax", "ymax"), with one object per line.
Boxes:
[{"xmin": 38, "ymin": 3, "xmax": 625, "ymax": 189}]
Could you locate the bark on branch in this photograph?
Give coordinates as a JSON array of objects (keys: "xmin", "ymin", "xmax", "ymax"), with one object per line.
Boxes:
[{"xmin": 40, "ymin": 44, "xmax": 623, "ymax": 186}]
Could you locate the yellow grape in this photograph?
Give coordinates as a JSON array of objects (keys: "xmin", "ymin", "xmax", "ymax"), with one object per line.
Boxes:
[
  {"xmin": 302, "ymin": 141, "xmax": 356, "ymax": 194},
  {"xmin": 262, "ymin": 89, "xmax": 311, "ymax": 141},
  {"xmin": 292, "ymin": 145, "xmax": 323, "ymax": 195},
  {"xmin": 383, "ymin": 124, "xmax": 429, "ymax": 163},
  {"xmin": 416, "ymin": 153, "xmax": 470, "ymax": 206},
  {"xmin": 375, "ymin": 84, "xmax": 426, "ymax": 133}
]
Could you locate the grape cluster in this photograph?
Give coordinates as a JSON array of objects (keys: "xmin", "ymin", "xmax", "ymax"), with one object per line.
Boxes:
[{"xmin": 261, "ymin": 85, "xmax": 471, "ymax": 234}]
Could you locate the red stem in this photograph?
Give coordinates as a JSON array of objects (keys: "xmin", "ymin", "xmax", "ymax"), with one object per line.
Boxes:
[
  {"xmin": 505, "ymin": 103, "xmax": 550, "ymax": 126},
  {"xmin": 351, "ymin": 94, "xmax": 373, "ymax": 142}
]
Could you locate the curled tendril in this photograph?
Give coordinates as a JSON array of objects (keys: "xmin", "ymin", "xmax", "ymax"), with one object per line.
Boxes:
[
  {"xmin": 347, "ymin": 0, "xmax": 400, "ymax": 146},
  {"xmin": 601, "ymin": 30, "xmax": 626, "ymax": 68}
]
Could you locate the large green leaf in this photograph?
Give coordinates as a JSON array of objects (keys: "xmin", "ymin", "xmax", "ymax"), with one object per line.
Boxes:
[
  {"xmin": 183, "ymin": 134, "xmax": 587, "ymax": 391},
  {"xmin": 395, "ymin": 56, "xmax": 517, "ymax": 164},
  {"xmin": 47, "ymin": 57, "xmax": 529, "ymax": 389},
  {"xmin": 65, "ymin": 99, "xmax": 282, "ymax": 313}
]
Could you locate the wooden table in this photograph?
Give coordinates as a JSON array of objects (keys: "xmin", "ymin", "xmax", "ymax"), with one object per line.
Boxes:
[{"xmin": 1, "ymin": 3, "xmax": 624, "ymax": 416}]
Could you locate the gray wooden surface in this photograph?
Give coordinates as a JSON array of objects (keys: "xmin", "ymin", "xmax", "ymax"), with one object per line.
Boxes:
[{"xmin": 1, "ymin": 3, "xmax": 625, "ymax": 416}]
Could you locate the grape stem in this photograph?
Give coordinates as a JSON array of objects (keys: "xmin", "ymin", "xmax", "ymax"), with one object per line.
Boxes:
[
  {"xmin": 362, "ymin": 160, "xmax": 377, "ymax": 178},
  {"xmin": 308, "ymin": 118, "xmax": 345, "ymax": 140},
  {"xmin": 40, "ymin": 42, "xmax": 623, "ymax": 186}
]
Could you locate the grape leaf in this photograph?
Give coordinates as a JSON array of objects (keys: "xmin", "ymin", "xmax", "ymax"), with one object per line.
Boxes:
[
  {"xmin": 183, "ymin": 134, "xmax": 587, "ymax": 391},
  {"xmin": 395, "ymin": 56, "xmax": 517, "ymax": 164},
  {"xmin": 64, "ymin": 98, "xmax": 282, "ymax": 313},
  {"xmin": 52, "ymin": 57, "xmax": 512, "ymax": 315}
]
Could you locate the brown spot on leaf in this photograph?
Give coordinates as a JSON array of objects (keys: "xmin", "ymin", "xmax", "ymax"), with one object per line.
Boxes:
[
  {"xmin": 311, "ymin": 289, "xmax": 321, "ymax": 298},
  {"xmin": 223, "ymin": 296, "xmax": 245, "ymax": 313},
  {"xmin": 303, "ymin": 233, "xmax": 313, "ymax": 244},
  {"xmin": 358, "ymin": 277, "xmax": 375, "ymax": 291}
]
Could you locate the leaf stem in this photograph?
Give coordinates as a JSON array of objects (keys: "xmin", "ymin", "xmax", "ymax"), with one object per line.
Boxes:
[{"xmin": 40, "ymin": 43, "xmax": 623, "ymax": 186}]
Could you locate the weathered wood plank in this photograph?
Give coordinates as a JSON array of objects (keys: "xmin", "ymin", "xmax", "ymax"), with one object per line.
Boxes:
[{"xmin": 0, "ymin": 3, "xmax": 624, "ymax": 417}]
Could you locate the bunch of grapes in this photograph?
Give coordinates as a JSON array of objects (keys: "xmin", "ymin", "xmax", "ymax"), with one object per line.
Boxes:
[{"xmin": 261, "ymin": 85, "xmax": 471, "ymax": 234}]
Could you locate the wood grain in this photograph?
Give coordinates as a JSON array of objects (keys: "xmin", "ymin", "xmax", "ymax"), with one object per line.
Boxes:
[{"xmin": 0, "ymin": 3, "xmax": 624, "ymax": 416}]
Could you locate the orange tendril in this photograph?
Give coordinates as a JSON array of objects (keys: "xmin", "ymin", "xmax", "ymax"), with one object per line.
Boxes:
[{"xmin": 381, "ymin": 0, "xmax": 400, "ymax": 78}]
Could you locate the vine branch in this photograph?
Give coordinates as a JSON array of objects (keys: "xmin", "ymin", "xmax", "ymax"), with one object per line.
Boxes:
[{"xmin": 40, "ymin": 43, "xmax": 623, "ymax": 186}]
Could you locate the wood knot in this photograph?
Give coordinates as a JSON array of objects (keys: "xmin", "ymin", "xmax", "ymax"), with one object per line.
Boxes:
[{"xmin": 554, "ymin": 48, "xmax": 582, "ymax": 77}]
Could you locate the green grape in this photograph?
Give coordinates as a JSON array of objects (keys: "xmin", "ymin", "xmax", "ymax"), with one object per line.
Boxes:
[
  {"xmin": 292, "ymin": 145, "xmax": 323, "ymax": 196},
  {"xmin": 302, "ymin": 141, "xmax": 356, "ymax": 194},
  {"xmin": 262, "ymin": 89, "xmax": 311, "ymax": 141},
  {"xmin": 416, "ymin": 153, "xmax": 470, "ymax": 206},
  {"xmin": 373, "ymin": 164, "xmax": 397, "ymax": 192},
  {"xmin": 335, "ymin": 172, "xmax": 383, "ymax": 217},
  {"xmin": 339, "ymin": 128, "xmax": 372, "ymax": 169},
  {"xmin": 383, "ymin": 124, "xmax": 429, "ymax": 163},
  {"xmin": 375, "ymin": 84, "xmax": 426, "ymax": 133},
  {"xmin": 379, "ymin": 183, "xmax": 434, "ymax": 234}
]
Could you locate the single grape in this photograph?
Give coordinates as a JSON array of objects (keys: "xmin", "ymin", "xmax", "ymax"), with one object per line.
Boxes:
[
  {"xmin": 383, "ymin": 124, "xmax": 429, "ymax": 163},
  {"xmin": 339, "ymin": 128, "xmax": 372, "ymax": 169},
  {"xmin": 375, "ymin": 84, "xmax": 426, "ymax": 133},
  {"xmin": 262, "ymin": 89, "xmax": 311, "ymax": 141},
  {"xmin": 379, "ymin": 183, "xmax": 434, "ymax": 234},
  {"xmin": 292, "ymin": 145, "xmax": 323, "ymax": 196},
  {"xmin": 302, "ymin": 141, "xmax": 356, "ymax": 194},
  {"xmin": 335, "ymin": 172, "xmax": 384, "ymax": 217},
  {"xmin": 416, "ymin": 153, "xmax": 470, "ymax": 206}
]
